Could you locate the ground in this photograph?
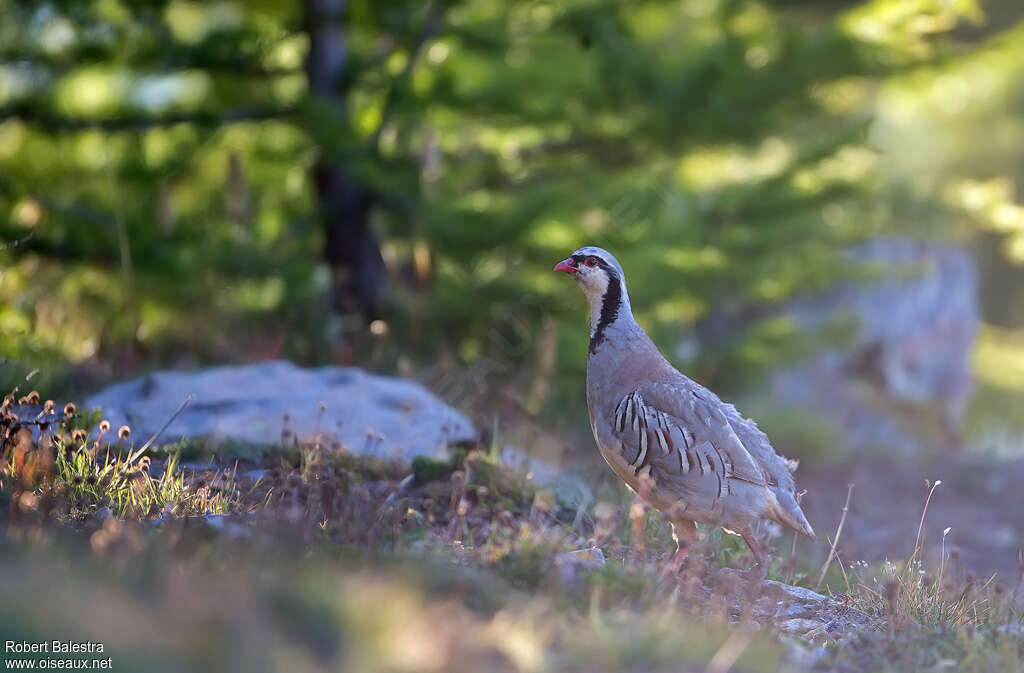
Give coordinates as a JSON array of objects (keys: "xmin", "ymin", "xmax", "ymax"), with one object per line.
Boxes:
[
  {"xmin": 800, "ymin": 452, "xmax": 1024, "ymax": 582},
  {"xmin": 1, "ymin": 394, "xmax": 1022, "ymax": 673}
]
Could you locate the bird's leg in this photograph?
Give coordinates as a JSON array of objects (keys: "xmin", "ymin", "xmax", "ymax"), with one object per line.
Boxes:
[
  {"xmin": 663, "ymin": 517, "xmax": 697, "ymax": 576},
  {"xmin": 739, "ymin": 526, "xmax": 768, "ymax": 582},
  {"xmin": 630, "ymin": 474, "xmax": 656, "ymax": 554},
  {"xmin": 629, "ymin": 496, "xmax": 649, "ymax": 554}
]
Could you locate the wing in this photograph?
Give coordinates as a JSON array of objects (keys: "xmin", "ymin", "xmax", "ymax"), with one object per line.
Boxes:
[
  {"xmin": 608, "ymin": 382, "xmax": 770, "ymax": 519},
  {"xmin": 609, "ymin": 380, "xmax": 815, "ymax": 537}
]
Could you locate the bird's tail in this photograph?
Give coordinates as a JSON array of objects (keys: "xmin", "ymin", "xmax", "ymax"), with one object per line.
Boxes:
[{"xmin": 771, "ymin": 490, "xmax": 815, "ymax": 539}]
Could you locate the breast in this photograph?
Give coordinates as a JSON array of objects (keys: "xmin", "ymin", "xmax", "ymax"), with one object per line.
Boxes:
[{"xmin": 589, "ymin": 412, "xmax": 688, "ymax": 513}]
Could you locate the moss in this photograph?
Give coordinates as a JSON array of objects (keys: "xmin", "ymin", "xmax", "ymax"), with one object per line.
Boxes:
[
  {"xmin": 465, "ymin": 452, "xmax": 536, "ymax": 511},
  {"xmin": 412, "ymin": 454, "xmax": 457, "ymax": 483},
  {"xmin": 581, "ymin": 563, "xmax": 653, "ymax": 606},
  {"xmin": 493, "ymin": 542, "xmax": 552, "ymax": 590}
]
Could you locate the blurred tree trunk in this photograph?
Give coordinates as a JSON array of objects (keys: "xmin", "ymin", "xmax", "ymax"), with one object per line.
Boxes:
[{"xmin": 304, "ymin": 0, "xmax": 388, "ymax": 322}]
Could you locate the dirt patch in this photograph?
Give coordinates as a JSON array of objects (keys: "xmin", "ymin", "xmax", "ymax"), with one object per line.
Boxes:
[{"xmin": 798, "ymin": 453, "xmax": 1024, "ymax": 580}]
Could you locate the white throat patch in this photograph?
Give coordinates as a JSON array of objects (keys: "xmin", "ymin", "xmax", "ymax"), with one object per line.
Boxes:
[{"xmin": 581, "ymin": 273, "xmax": 610, "ymax": 336}]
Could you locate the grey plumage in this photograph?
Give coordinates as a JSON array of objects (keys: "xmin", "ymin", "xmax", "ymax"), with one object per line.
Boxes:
[{"xmin": 556, "ymin": 246, "xmax": 814, "ymax": 575}]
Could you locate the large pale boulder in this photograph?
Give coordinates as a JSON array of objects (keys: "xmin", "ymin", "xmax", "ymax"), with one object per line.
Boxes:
[
  {"xmin": 85, "ymin": 360, "xmax": 477, "ymax": 461},
  {"xmin": 692, "ymin": 238, "xmax": 978, "ymax": 454},
  {"xmin": 771, "ymin": 239, "xmax": 978, "ymax": 453}
]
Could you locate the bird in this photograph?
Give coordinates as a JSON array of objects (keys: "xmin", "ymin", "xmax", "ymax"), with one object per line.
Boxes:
[{"xmin": 554, "ymin": 246, "xmax": 815, "ymax": 579}]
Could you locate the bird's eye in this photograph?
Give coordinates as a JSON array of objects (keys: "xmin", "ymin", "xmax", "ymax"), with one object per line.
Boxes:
[{"xmin": 584, "ymin": 257, "xmax": 599, "ymax": 268}]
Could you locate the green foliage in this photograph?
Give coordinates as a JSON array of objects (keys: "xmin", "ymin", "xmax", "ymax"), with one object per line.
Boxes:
[
  {"xmin": 0, "ymin": 533, "xmax": 799, "ymax": 673},
  {"xmin": 580, "ymin": 561, "xmax": 655, "ymax": 606},
  {"xmin": 53, "ymin": 442, "xmax": 244, "ymax": 518},
  {"xmin": 2, "ymin": 381, "xmax": 1021, "ymax": 673},
  {"xmin": 492, "ymin": 528, "xmax": 560, "ymax": 589},
  {"xmin": 0, "ymin": 382, "xmax": 247, "ymax": 519},
  {"xmin": 0, "ymin": 0, "xmax": 1008, "ymax": 408}
]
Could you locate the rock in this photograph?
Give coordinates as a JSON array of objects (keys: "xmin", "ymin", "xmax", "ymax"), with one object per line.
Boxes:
[
  {"xmin": 997, "ymin": 624, "xmax": 1024, "ymax": 637},
  {"xmin": 775, "ymin": 598, "xmax": 821, "ymax": 621},
  {"xmin": 498, "ymin": 444, "xmax": 591, "ymax": 507},
  {"xmin": 761, "ymin": 579, "xmax": 829, "ymax": 608},
  {"xmin": 712, "ymin": 575, "xmax": 872, "ymax": 643},
  {"xmin": 776, "ymin": 618, "xmax": 828, "ymax": 637},
  {"xmin": 151, "ymin": 513, "xmax": 256, "ymax": 537},
  {"xmin": 85, "ymin": 361, "xmax": 476, "ymax": 462},
  {"xmin": 770, "ymin": 238, "xmax": 978, "ymax": 453},
  {"xmin": 780, "ymin": 640, "xmax": 829, "ymax": 671},
  {"xmin": 554, "ymin": 547, "xmax": 606, "ymax": 584},
  {"xmin": 689, "ymin": 239, "xmax": 978, "ymax": 455},
  {"xmin": 186, "ymin": 514, "xmax": 252, "ymax": 538}
]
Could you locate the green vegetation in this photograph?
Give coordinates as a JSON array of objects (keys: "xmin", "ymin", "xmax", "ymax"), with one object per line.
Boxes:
[
  {"xmin": 4, "ymin": 1, "xmax": 1024, "ymax": 671},
  {"xmin": 2, "ymin": 387, "xmax": 1022, "ymax": 672},
  {"xmin": 53, "ymin": 444, "xmax": 245, "ymax": 519},
  {"xmin": 3, "ymin": 0, "xmax": 1022, "ymax": 415}
]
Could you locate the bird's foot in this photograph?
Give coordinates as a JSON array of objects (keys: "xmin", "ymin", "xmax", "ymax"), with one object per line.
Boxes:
[
  {"xmin": 659, "ymin": 544, "xmax": 692, "ymax": 579},
  {"xmin": 717, "ymin": 563, "xmax": 766, "ymax": 586},
  {"xmin": 742, "ymin": 562, "xmax": 767, "ymax": 583},
  {"xmin": 659, "ymin": 561, "xmax": 685, "ymax": 580}
]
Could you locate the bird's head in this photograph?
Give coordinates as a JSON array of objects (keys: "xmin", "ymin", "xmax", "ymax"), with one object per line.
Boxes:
[
  {"xmin": 554, "ymin": 247, "xmax": 634, "ymax": 346},
  {"xmin": 553, "ymin": 246, "xmax": 626, "ymax": 304}
]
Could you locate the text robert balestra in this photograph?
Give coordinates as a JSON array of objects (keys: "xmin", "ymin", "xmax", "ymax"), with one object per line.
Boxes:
[{"xmin": 6, "ymin": 641, "xmax": 105, "ymax": 654}]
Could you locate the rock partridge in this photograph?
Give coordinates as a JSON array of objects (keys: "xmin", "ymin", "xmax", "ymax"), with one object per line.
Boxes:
[{"xmin": 555, "ymin": 246, "xmax": 815, "ymax": 579}]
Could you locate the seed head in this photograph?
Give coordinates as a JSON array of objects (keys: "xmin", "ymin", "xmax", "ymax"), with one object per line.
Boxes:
[
  {"xmin": 99, "ymin": 420, "xmax": 111, "ymax": 433},
  {"xmin": 117, "ymin": 425, "xmax": 131, "ymax": 440},
  {"xmin": 26, "ymin": 391, "xmax": 39, "ymax": 405},
  {"xmin": 64, "ymin": 403, "xmax": 77, "ymax": 418}
]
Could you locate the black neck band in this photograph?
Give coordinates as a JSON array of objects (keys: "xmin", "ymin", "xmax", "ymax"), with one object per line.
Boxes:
[{"xmin": 590, "ymin": 271, "xmax": 622, "ymax": 354}]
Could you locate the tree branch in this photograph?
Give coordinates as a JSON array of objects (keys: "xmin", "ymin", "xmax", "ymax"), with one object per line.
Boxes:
[
  {"xmin": 369, "ymin": 2, "xmax": 445, "ymax": 151},
  {"xmin": 0, "ymin": 231, "xmax": 34, "ymax": 252},
  {"xmin": 0, "ymin": 105, "xmax": 298, "ymax": 132}
]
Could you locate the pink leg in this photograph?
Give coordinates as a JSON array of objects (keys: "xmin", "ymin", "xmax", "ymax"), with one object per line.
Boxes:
[
  {"xmin": 631, "ymin": 475, "xmax": 656, "ymax": 554},
  {"xmin": 740, "ymin": 526, "xmax": 768, "ymax": 581},
  {"xmin": 630, "ymin": 496, "xmax": 649, "ymax": 553},
  {"xmin": 664, "ymin": 518, "xmax": 697, "ymax": 575}
]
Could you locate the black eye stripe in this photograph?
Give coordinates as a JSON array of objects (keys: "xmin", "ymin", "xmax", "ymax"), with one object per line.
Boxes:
[{"xmin": 572, "ymin": 253, "xmax": 609, "ymax": 270}]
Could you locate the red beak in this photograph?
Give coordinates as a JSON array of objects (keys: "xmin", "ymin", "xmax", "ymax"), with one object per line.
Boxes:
[{"xmin": 554, "ymin": 258, "xmax": 577, "ymax": 274}]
